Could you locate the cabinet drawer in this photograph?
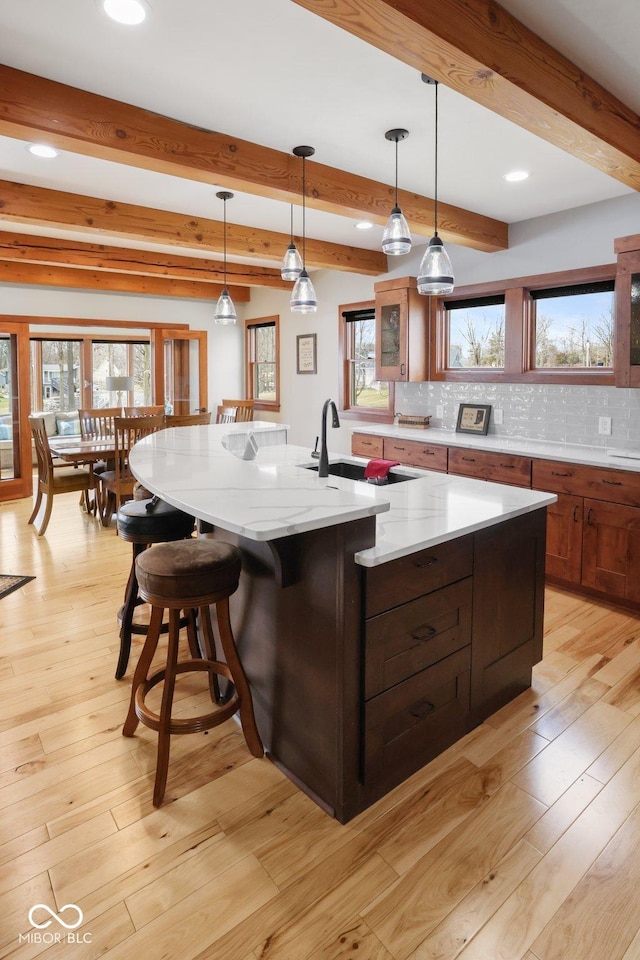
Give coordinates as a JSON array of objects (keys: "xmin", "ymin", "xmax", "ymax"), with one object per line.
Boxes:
[
  {"xmin": 365, "ymin": 535, "xmax": 473, "ymax": 617},
  {"xmin": 532, "ymin": 458, "xmax": 640, "ymax": 506},
  {"xmin": 352, "ymin": 433, "xmax": 384, "ymax": 458},
  {"xmin": 363, "ymin": 647, "xmax": 471, "ymax": 786},
  {"xmin": 383, "ymin": 437, "xmax": 448, "ymax": 472},
  {"xmin": 448, "ymin": 448, "xmax": 532, "ymax": 487},
  {"xmin": 365, "ymin": 579, "xmax": 472, "ymax": 698}
]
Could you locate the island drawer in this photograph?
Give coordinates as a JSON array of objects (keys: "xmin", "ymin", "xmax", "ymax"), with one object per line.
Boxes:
[
  {"xmin": 532, "ymin": 458, "xmax": 640, "ymax": 506},
  {"xmin": 383, "ymin": 437, "xmax": 448, "ymax": 472},
  {"xmin": 448, "ymin": 448, "xmax": 532, "ymax": 487},
  {"xmin": 363, "ymin": 646, "xmax": 471, "ymax": 786},
  {"xmin": 364, "ymin": 579, "xmax": 472, "ymax": 698},
  {"xmin": 352, "ymin": 433, "xmax": 384, "ymax": 458},
  {"xmin": 364, "ymin": 535, "xmax": 474, "ymax": 617}
]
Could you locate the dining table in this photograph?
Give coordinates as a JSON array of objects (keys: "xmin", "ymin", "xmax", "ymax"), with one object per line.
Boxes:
[{"xmin": 49, "ymin": 436, "xmax": 117, "ymax": 519}]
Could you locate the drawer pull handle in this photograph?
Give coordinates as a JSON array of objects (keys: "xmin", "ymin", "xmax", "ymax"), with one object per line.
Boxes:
[
  {"xmin": 500, "ymin": 463, "xmax": 515, "ymax": 469},
  {"xmin": 551, "ymin": 471, "xmax": 571, "ymax": 477},
  {"xmin": 423, "ymin": 450, "xmax": 435, "ymax": 455},
  {"xmin": 601, "ymin": 479, "xmax": 623, "ymax": 485},
  {"xmin": 411, "ymin": 625, "xmax": 437, "ymax": 643},
  {"xmin": 410, "ymin": 699, "xmax": 435, "ymax": 720},
  {"xmin": 461, "ymin": 456, "xmax": 476, "ymax": 462},
  {"xmin": 415, "ymin": 556, "xmax": 438, "ymax": 568},
  {"xmin": 573, "ymin": 505, "xmax": 580, "ymax": 522},
  {"xmin": 394, "ymin": 446, "xmax": 406, "ymax": 451},
  {"xmin": 587, "ymin": 507, "xmax": 594, "ymax": 525}
]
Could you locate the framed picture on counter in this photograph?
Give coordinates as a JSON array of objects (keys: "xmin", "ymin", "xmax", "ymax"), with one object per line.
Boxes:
[
  {"xmin": 296, "ymin": 333, "xmax": 317, "ymax": 374},
  {"xmin": 456, "ymin": 403, "xmax": 492, "ymax": 435}
]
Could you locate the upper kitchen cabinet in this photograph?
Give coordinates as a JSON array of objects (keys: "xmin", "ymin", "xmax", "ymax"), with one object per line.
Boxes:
[
  {"xmin": 374, "ymin": 277, "xmax": 429, "ymax": 382},
  {"xmin": 615, "ymin": 234, "xmax": 640, "ymax": 387}
]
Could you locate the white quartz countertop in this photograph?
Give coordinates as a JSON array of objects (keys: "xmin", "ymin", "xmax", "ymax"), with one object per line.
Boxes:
[
  {"xmin": 129, "ymin": 422, "xmax": 555, "ymax": 567},
  {"xmin": 354, "ymin": 423, "xmax": 640, "ymax": 471}
]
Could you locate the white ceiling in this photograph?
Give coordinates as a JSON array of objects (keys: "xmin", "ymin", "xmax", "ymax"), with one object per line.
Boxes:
[{"xmin": 0, "ymin": 0, "xmax": 636, "ymax": 268}]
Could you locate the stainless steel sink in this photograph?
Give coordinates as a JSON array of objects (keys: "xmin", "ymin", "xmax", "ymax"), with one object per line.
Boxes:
[{"xmin": 302, "ymin": 460, "xmax": 417, "ymax": 484}]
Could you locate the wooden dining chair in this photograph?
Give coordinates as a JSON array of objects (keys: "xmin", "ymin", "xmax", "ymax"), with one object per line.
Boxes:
[
  {"xmin": 97, "ymin": 415, "xmax": 164, "ymax": 526},
  {"xmin": 164, "ymin": 412, "xmax": 211, "ymax": 427},
  {"xmin": 28, "ymin": 416, "xmax": 95, "ymax": 536},
  {"xmin": 79, "ymin": 407, "xmax": 120, "ymax": 440},
  {"xmin": 215, "ymin": 405, "xmax": 237, "ymax": 424},
  {"xmin": 221, "ymin": 399, "xmax": 254, "ymax": 422},
  {"xmin": 124, "ymin": 405, "xmax": 165, "ymax": 417}
]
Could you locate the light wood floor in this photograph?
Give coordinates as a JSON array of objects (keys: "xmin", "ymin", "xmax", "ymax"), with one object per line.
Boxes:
[{"xmin": 1, "ymin": 492, "xmax": 640, "ymax": 960}]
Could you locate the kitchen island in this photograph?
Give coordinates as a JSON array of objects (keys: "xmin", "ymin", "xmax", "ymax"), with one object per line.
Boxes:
[{"xmin": 130, "ymin": 423, "xmax": 556, "ymax": 822}]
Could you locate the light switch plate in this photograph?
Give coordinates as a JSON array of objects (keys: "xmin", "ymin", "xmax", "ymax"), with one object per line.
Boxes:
[{"xmin": 493, "ymin": 408, "xmax": 504, "ymax": 425}]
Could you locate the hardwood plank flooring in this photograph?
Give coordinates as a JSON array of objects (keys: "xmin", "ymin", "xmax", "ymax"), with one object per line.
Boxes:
[{"xmin": 1, "ymin": 493, "xmax": 639, "ymax": 959}]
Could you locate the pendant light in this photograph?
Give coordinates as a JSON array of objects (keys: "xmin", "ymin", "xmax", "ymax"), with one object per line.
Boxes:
[
  {"xmin": 417, "ymin": 77, "xmax": 454, "ymax": 296},
  {"xmin": 381, "ymin": 128, "xmax": 412, "ymax": 256},
  {"xmin": 281, "ymin": 204, "xmax": 303, "ymax": 281},
  {"xmin": 290, "ymin": 145, "xmax": 318, "ymax": 314},
  {"xmin": 214, "ymin": 190, "xmax": 237, "ymax": 324}
]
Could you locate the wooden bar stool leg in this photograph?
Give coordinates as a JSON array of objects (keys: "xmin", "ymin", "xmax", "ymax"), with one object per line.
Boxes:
[
  {"xmin": 215, "ymin": 597, "xmax": 263, "ymax": 757},
  {"xmin": 116, "ymin": 542, "xmax": 146, "ymax": 680},
  {"xmin": 198, "ymin": 604, "xmax": 224, "ymax": 704},
  {"xmin": 153, "ymin": 608, "xmax": 182, "ymax": 807},
  {"xmin": 123, "ymin": 604, "xmax": 164, "ymax": 736}
]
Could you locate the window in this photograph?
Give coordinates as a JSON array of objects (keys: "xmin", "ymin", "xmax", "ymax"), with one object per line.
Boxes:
[
  {"xmin": 245, "ymin": 316, "xmax": 280, "ymax": 410},
  {"xmin": 531, "ymin": 280, "xmax": 614, "ymax": 369},
  {"xmin": 445, "ymin": 295, "xmax": 505, "ymax": 369},
  {"xmin": 339, "ymin": 301, "xmax": 394, "ymax": 421},
  {"xmin": 433, "ymin": 264, "xmax": 616, "ymax": 385},
  {"xmin": 30, "ymin": 339, "xmax": 82, "ymax": 413}
]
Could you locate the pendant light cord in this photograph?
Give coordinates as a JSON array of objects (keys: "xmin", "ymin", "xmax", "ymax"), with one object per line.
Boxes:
[
  {"xmin": 223, "ymin": 197, "xmax": 228, "ymax": 289},
  {"xmin": 394, "ymin": 138, "xmax": 399, "ymax": 207},
  {"xmin": 290, "ymin": 203, "xmax": 294, "ymax": 243},
  {"xmin": 434, "ymin": 80, "xmax": 439, "ymax": 238},
  {"xmin": 301, "ymin": 156, "xmax": 307, "ymax": 267}
]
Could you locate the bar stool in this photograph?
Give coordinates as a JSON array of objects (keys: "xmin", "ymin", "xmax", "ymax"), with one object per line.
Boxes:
[
  {"xmin": 115, "ymin": 498, "xmax": 196, "ymax": 680},
  {"xmin": 122, "ymin": 538, "xmax": 263, "ymax": 806}
]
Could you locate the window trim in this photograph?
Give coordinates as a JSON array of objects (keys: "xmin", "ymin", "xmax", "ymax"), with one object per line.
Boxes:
[
  {"xmin": 244, "ymin": 315, "xmax": 280, "ymax": 412},
  {"xmin": 432, "ymin": 263, "xmax": 616, "ymax": 385},
  {"xmin": 338, "ymin": 299, "xmax": 395, "ymax": 423}
]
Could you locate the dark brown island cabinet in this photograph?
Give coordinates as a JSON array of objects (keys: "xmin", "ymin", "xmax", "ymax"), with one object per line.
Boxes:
[{"xmin": 215, "ymin": 507, "xmax": 546, "ymax": 823}]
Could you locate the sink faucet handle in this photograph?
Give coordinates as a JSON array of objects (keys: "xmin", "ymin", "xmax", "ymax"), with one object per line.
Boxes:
[{"xmin": 311, "ymin": 435, "xmax": 320, "ymax": 458}]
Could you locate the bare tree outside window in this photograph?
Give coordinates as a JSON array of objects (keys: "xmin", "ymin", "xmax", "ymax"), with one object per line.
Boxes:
[
  {"xmin": 447, "ymin": 302, "xmax": 505, "ymax": 368},
  {"xmin": 534, "ymin": 288, "xmax": 614, "ymax": 368},
  {"xmin": 350, "ymin": 316, "xmax": 389, "ymax": 408}
]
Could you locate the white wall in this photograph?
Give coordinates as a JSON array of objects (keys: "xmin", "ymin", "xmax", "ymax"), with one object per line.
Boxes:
[{"xmin": 248, "ymin": 190, "xmax": 640, "ymax": 454}]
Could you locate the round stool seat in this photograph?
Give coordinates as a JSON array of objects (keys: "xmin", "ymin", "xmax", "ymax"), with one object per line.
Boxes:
[
  {"xmin": 136, "ymin": 539, "xmax": 242, "ymax": 607},
  {"xmin": 117, "ymin": 498, "xmax": 195, "ymax": 545}
]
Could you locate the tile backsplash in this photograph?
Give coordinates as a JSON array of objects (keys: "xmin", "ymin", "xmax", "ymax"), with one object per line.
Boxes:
[{"xmin": 396, "ymin": 382, "xmax": 640, "ymax": 449}]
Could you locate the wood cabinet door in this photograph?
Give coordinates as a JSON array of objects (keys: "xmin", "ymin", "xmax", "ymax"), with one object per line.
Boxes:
[
  {"xmin": 375, "ymin": 287, "xmax": 409, "ymax": 381},
  {"xmin": 582, "ymin": 498, "xmax": 640, "ymax": 603},
  {"xmin": 351, "ymin": 433, "xmax": 384, "ymax": 458},
  {"xmin": 544, "ymin": 493, "xmax": 583, "ymax": 584},
  {"xmin": 383, "ymin": 437, "xmax": 448, "ymax": 472}
]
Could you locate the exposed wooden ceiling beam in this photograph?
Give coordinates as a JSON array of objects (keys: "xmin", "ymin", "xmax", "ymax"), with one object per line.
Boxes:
[
  {"xmin": 291, "ymin": 0, "xmax": 640, "ymax": 190},
  {"xmin": 0, "ymin": 260, "xmax": 250, "ymax": 300},
  {"xmin": 0, "ymin": 180, "xmax": 385, "ymax": 275},
  {"xmin": 0, "ymin": 231, "xmax": 290, "ymax": 289},
  {"xmin": 0, "ymin": 64, "xmax": 507, "ymax": 253}
]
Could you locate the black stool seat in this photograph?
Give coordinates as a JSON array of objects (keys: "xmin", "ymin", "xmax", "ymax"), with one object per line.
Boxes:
[
  {"xmin": 123, "ymin": 538, "xmax": 263, "ymax": 806},
  {"xmin": 115, "ymin": 498, "xmax": 195, "ymax": 680}
]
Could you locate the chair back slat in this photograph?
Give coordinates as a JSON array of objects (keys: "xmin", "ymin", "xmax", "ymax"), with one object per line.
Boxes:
[
  {"xmin": 79, "ymin": 407, "xmax": 120, "ymax": 440},
  {"xmin": 216, "ymin": 405, "xmax": 237, "ymax": 424},
  {"xmin": 164, "ymin": 413, "xmax": 211, "ymax": 427},
  {"xmin": 29, "ymin": 416, "xmax": 54, "ymax": 484},
  {"xmin": 124, "ymin": 405, "xmax": 165, "ymax": 417},
  {"xmin": 221, "ymin": 399, "xmax": 254, "ymax": 422}
]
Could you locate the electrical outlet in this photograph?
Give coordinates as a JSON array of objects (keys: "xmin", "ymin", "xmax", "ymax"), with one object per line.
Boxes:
[
  {"xmin": 436, "ymin": 405, "xmax": 444, "ymax": 419},
  {"xmin": 599, "ymin": 416, "xmax": 612, "ymax": 435},
  {"xmin": 493, "ymin": 408, "xmax": 504, "ymax": 425}
]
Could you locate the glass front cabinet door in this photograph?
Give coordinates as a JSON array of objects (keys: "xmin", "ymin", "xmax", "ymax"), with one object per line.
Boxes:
[
  {"xmin": 615, "ymin": 236, "xmax": 640, "ymax": 387},
  {"xmin": 374, "ymin": 277, "xmax": 428, "ymax": 382}
]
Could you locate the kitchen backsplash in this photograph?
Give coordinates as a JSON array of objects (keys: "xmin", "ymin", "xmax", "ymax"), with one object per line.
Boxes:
[{"xmin": 396, "ymin": 382, "xmax": 640, "ymax": 449}]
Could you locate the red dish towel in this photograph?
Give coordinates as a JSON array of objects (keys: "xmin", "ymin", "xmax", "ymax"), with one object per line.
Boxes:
[{"xmin": 363, "ymin": 458, "xmax": 400, "ymax": 480}]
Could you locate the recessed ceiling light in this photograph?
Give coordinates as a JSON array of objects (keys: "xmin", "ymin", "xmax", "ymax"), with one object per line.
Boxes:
[
  {"xmin": 503, "ymin": 170, "xmax": 530, "ymax": 183},
  {"xmin": 355, "ymin": 220, "xmax": 374, "ymax": 230},
  {"xmin": 101, "ymin": 0, "xmax": 149, "ymax": 25},
  {"xmin": 27, "ymin": 143, "xmax": 59, "ymax": 159}
]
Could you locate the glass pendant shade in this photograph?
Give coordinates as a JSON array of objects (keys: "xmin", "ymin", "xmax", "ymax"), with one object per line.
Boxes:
[
  {"xmin": 382, "ymin": 206, "xmax": 412, "ymax": 255},
  {"xmin": 417, "ymin": 235, "xmax": 454, "ymax": 296},
  {"xmin": 290, "ymin": 269, "xmax": 318, "ymax": 314},
  {"xmin": 214, "ymin": 287, "xmax": 237, "ymax": 324},
  {"xmin": 281, "ymin": 242, "xmax": 303, "ymax": 281}
]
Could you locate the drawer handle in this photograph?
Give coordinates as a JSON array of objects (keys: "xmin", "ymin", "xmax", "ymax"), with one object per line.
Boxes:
[
  {"xmin": 394, "ymin": 445, "xmax": 406, "ymax": 451},
  {"xmin": 601, "ymin": 478, "xmax": 623, "ymax": 486},
  {"xmin": 410, "ymin": 699, "xmax": 435, "ymax": 720},
  {"xmin": 411, "ymin": 625, "xmax": 437, "ymax": 643},
  {"xmin": 415, "ymin": 556, "xmax": 438, "ymax": 569},
  {"xmin": 587, "ymin": 507, "xmax": 594, "ymax": 525},
  {"xmin": 551, "ymin": 471, "xmax": 571, "ymax": 477},
  {"xmin": 573, "ymin": 505, "xmax": 580, "ymax": 522},
  {"xmin": 500, "ymin": 463, "xmax": 515, "ymax": 469},
  {"xmin": 423, "ymin": 450, "xmax": 435, "ymax": 455},
  {"xmin": 461, "ymin": 456, "xmax": 476, "ymax": 462}
]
